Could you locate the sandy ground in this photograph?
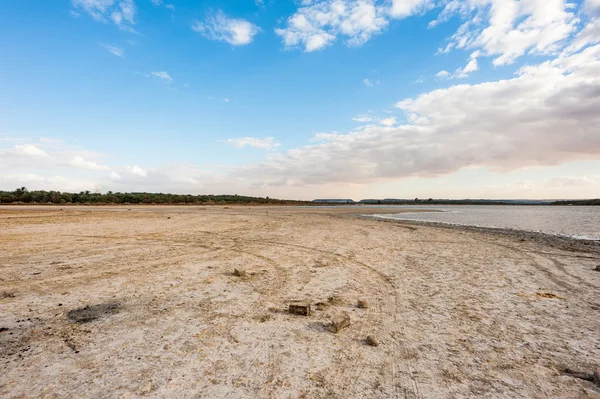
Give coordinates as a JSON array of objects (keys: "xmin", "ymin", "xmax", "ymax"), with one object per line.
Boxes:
[{"xmin": 1, "ymin": 205, "xmax": 599, "ymax": 399}]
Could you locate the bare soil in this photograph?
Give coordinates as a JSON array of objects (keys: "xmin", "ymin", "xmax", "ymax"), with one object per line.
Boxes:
[{"xmin": 1, "ymin": 205, "xmax": 599, "ymax": 398}]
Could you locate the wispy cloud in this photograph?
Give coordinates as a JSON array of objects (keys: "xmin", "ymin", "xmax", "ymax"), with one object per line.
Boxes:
[
  {"xmin": 192, "ymin": 11, "xmax": 260, "ymax": 46},
  {"xmin": 224, "ymin": 137, "xmax": 280, "ymax": 150},
  {"xmin": 71, "ymin": 0, "xmax": 137, "ymax": 32},
  {"xmin": 275, "ymin": 0, "xmax": 426, "ymax": 52},
  {"xmin": 150, "ymin": 71, "xmax": 173, "ymax": 83},
  {"xmin": 99, "ymin": 43, "xmax": 124, "ymax": 57},
  {"xmin": 363, "ymin": 78, "xmax": 374, "ymax": 87},
  {"xmin": 437, "ymin": 55, "xmax": 480, "ymax": 80},
  {"xmin": 352, "ymin": 115, "xmax": 373, "ymax": 123}
]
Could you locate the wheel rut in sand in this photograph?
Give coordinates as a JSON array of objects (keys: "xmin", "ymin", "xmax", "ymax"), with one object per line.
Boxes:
[{"xmin": 248, "ymin": 239, "xmax": 421, "ymax": 399}]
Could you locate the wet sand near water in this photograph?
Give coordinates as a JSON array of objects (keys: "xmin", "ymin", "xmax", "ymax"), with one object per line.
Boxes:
[{"xmin": 1, "ymin": 206, "xmax": 599, "ymax": 398}]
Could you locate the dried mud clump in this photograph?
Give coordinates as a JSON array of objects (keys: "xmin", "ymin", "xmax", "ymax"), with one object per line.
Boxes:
[
  {"xmin": 289, "ymin": 302, "xmax": 311, "ymax": 316},
  {"xmin": 357, "ymin": 299, "xmax": 369, "ymax": 309},
  {"xmin": 66, "ymin": 302, "xmax": 121, "ymax": 324},
  {"xmin": 329, "ymin": 312, "xmax": 351, "ymax": 333},
  {"xmin": 233, "ymin": 269, "xmax": 246, "ymax": 277}
]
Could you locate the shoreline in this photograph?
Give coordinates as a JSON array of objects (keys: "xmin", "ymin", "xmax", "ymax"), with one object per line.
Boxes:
[{"xmin": 363, "ymin": 215, "xmax": 600, "ymax": 254}]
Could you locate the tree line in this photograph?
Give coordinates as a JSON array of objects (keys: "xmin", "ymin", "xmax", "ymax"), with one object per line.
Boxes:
[{"xmin": 0, "ymin": 187, "xmax": 308, "ymax": 205}]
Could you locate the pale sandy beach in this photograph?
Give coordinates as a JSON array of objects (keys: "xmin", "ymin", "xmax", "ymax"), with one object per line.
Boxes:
[{"xmin": 1, "ymin": 206, "xmax": 599, "ymax": 398}]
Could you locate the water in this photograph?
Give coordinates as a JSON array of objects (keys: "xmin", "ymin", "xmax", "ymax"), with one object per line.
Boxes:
[{"xmin": 371, "ymin": 205, "xmax": 600, "ymax": 241}]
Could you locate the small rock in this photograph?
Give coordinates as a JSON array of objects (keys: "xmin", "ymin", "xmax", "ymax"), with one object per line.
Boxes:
[
  {"xmin": 289, "ymin": 302, "xmax": 311, "ymax": 316},
  {"xmin": 329, "ymin": 312, "xmax": 351, "ymax": 333},
  {"xmin": 365, "ymin": 335, "xmax": 379, "ymax": 346},
  {"xmin": 594, "ymin": 265, "xmax": 600, "ymax": 272},
  {"xmin": 594, "ymin": 368, "xmax": 600, "ymax": 387},
  {"xmin": 357, "ymin": 300, "xmax": 368, "ymax": 309},
  {"xmin": 233, "ymin": 269, "xmax": 246, "ymax": 277},
  {"xmin": 314, "ymin": 302, "xmax": 328, "ymax": 311}
]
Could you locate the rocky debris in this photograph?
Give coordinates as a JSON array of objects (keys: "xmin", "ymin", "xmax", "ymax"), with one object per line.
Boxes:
[
  {"xmin": 0, "ymin": 327, "xmax": 8, "ymax": 333},
  {"xmin": 66, "ymin": 302, "xmax": 121, "ymax": 324},
  {"xmin": 328, "ymin": 296, "xmax": 343, "ymax": 306},
  {"xmin": 594, "ymin": 265, "xmax": 600, "ymax": 272},
  {"xmin": 289, "ymin": 302, "xmax": 311, "ymax": 316},
  {"xmin": 357, "ymin": 300, "xmax": 368, "ymax": 309},
  {"xmin": 314, "ymin": 302, "xmax": 328, "ymax": 311},
  {"xmin": 233, "ymin": 269, "xmax": 246, "ymax": 277},
  {"xmin": 1, "ymin": 291, "xmax": 16, "ymax": 299},
  {"xmin": 64, "ymin": 338, "xmax": 79, "ymax": 353},
  {"xmin": 329, "ymin": 312, "xmax": 351, "ymax": 333},
  {"xmin": 365, "ymin": 335, "xmax": 379, "ymax": 346}
]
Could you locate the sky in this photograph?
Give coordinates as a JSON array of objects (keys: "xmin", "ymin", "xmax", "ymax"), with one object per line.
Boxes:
[{"xmin": 1, "ymin": 0, "xmax": 600, "ymax": 200}]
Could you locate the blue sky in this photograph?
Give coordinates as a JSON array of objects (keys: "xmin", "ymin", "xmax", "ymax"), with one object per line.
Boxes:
[{"xmin": 1, "ymin": 0, "xmax": 600, "ymax": 199}]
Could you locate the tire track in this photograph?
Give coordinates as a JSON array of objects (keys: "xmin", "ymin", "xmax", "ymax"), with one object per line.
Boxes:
[{"xmin": 252, "ymin": 239, "xmax": 420, "ymax": 399}]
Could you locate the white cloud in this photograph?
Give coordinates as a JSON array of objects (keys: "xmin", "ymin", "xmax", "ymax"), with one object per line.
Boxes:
[
  {"xmin": 70, "ymin": 10, "xmax": 81, "ymax": 18},
  {"xmin": 150, "ymin": 71, "xmax": 173, "ymax": 83},
  {"xmin": 109, "ymin": 171, "xmax": 121, "ymax": 179},
  {"xmin": 69, "ymin": 156, "xmax": 110, "ymax": 171},
  {"xmin": 390, "ymin": 0, "xmax": 433, "ymax": 18},
  {"xmin": 275, "ymin": 0, "xmax": 584, "ymax": 66},
  {"xmin": 436, "ymin": 70, "xmax": 451, "ymax": 78},
  {"xmin": 453, "ymin": 57, "xmax": 479, "ymax": 78},
  {"xmin": 99, "ymin": 43, "xmax": 124, "ymax": 57},
  {"xmin": 11, "ymin": 144, "xmax": 50, "ymax": 158},
  {"xmin": 71, "ymin": 0, "xmax": 137, "ymax": 30},
  {"xmin": 379, "ymin": 117, "xmax": 397, "ymax": 126},
  {"xmin": 232, "ymin": 45, "xmax": 600, "ymax": 186},
  {"xmin": 126, "ymin": 165, "xmax": 148, "ymax": 177},
  {"xmin": 224, "ymin": 98, "xmax": 230, "ymax": 102},
  {"xmin": 363, "ymin": 78, "xmax": 374, "ymax": 86},
  {"xmin": 275, "ymin": 0, "xmax": 389, "ymax": 52},
  {"xmin": 564, "ymin": 18, "xmax": 600, "ymax": 54},
  {"xmin": 192, "ymin": 11, "xmax": 260, "ymax": 46},
  {"xmin": 433, "ymin": 0, "xmax": 578, "ymax": 66},
  {"xmin": 225, "ymin": 137, "xmax": 280, "ymax": 150}
]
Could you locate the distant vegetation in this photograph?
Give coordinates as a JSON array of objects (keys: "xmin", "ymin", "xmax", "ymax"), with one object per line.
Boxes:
[
  {"xmin": 549, "ymin": 199, "xmax": 600, "ymax": 205},
  {"xmin": 1, "ymin": 187, "xmax": 597, "ymax": 206},
  {"xmin": 0, "ymin": 187, "xmax": 309, "ymax": 205}
]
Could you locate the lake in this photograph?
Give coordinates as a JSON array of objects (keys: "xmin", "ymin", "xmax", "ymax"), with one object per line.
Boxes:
[{"xmin": 371, "ymin": 205, "xmax": 600, "ymax": 241}]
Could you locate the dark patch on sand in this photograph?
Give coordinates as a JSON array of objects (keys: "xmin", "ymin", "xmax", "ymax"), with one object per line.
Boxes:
[{"xmin": 66, "ymin": 302, "xmax": 122, "ymax": 324}]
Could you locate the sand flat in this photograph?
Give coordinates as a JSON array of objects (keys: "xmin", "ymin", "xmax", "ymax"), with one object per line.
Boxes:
[{"xmin": 1, "ymin": 206, "xmax": 599, "ymax": 398}]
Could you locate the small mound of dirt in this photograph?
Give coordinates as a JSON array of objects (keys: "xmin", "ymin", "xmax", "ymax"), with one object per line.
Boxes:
[
  {"xmin": 1, "ymin": 291, "xmax": 16, "ymax": 299},
  {"xmin": 66, "ymin": 302, "xmax": 121, "ymax": 324}
]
